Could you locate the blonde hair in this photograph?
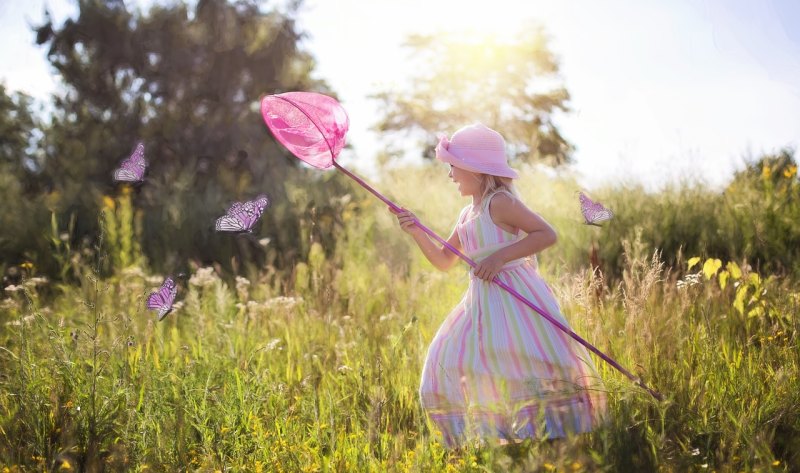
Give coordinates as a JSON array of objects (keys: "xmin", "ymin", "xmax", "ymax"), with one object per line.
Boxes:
[{"xmin": 477, "ymin": 174, "xmax": 518, "ymax": 211}]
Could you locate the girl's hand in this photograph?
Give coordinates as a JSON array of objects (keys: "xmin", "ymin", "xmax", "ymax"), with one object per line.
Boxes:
[
  {"xmin": 391, "ymin": 207, "xmax": 422, "ymax": 235},
  {"xmin": 473, "ymin": 252, "xmax": 505, "ymax": 281}
]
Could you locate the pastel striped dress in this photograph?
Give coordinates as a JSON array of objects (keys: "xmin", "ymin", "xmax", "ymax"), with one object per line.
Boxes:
[{"xmin": 419, "ymin": 191, "xmax": 607, "ymax": 447}]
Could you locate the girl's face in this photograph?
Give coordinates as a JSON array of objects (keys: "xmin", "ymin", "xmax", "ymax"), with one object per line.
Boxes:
[{"xmin": 448, "ymin": 164, "xmax": 482, "ymax": 196}]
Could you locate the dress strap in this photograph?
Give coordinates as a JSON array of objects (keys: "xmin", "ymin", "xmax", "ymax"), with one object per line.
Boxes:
[{"xmin": 482, "ymin": 189, "xmax": 516, "ymax": 211}]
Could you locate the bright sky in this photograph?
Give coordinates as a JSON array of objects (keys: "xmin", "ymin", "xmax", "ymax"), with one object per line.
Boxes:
[{"xmin": 2, "ymin": 0, "xmax": 799, "ymax": 190}]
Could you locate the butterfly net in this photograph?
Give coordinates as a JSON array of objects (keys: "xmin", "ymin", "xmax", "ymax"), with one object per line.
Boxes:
[{"xmin": 261, "ymin": 92, "xmax": 349, "ymax": 169}]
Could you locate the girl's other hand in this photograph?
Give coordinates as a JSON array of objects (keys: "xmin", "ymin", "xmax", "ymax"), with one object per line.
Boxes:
[
  {"xmin": 391, "ymin": 207, "xmax": 421, "ymax": 235},
  {"xmin": 473, "ymin": 252, "xmax": 505, "ymax": 281}
]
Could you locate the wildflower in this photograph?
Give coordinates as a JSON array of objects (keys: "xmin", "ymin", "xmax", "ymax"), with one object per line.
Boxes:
[
  {"xmin": 189, "ymin": 267, "xmax": 218, "ymax": 288},
  {"xmin": 571, "ymin": 462, "xmax": 582, "ymax": 470},
  {"xmin": 145, "ymin": 275, "xmax": 164, "ymax": 285},
  {"xmin": 102, "ymin": 195, "xmax": 115, "ymax": 210},
  {"xmin": 676, "ymin": 273, "xmax": 702, "ymax": 289},
  {"xmin": 773, "ymin": 460, "xmax": 781, "ymax": 466},
  {"xmin": 0, "ymin": 299, "xmax": 19, "ymax": 310},
  {"xmin": 57, "ymin": 459, "xmax": 73, "ymax": 470},
  {"xmin": 23, "ymin": 277, "xmax": 49, "ymax": 288},
  {"xmin": 20, "ymin": 262, "xmax": 34, "ymax": 270},
  {"xmin": 784, "ymin": 165, "xmax": 797, "ymax": 179},
  {"xmin": 691, "ymin": 448, "xmax": 700, "ymax": 456},
  {"xmin": 263, "ymin": 296, "xmax": 303, "ymax": 310},
  {"xmin": 337, "ymin": 365, "xmax": 352, "ymax": 374},
  {"xmin": 543, "ymin": 463, "xmax": 555, "ymax": 471},
  {"xmin": 265, "ymin": 338, "xmax": 281, "ymax": 351},
  {"xmin": 235, "ymin": 276, "xmax": 251, "ymax": 302},
  {"xmin": 121, "ymin": 266, "xmax": 146, "ymax": 278},
  {"xmin": 5, "ymin": 315, "xmax": 35, "ymax": 326},
  {"xmin": 4, "ymin": 285, "xmax": 23, "ymax": 293}
]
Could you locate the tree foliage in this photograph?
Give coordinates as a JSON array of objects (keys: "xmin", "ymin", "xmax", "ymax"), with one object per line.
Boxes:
[
  {"xmin": 14, "ymin": 0, "xmax": 353, "ymax": 278},
  {"xmin": 373, "ymin": 26, "xmax": 574, "ymax": 166},
  {"xmin": 0, "ymin": 85, "xmax": 52, "ymax": 284}
]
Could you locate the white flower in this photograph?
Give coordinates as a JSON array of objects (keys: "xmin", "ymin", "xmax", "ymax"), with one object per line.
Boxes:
[
  {"xmin": 23, "ymin": 277, "xmax": 49, "ymax": 288},
  {"xmin": 4, "ymin": 285, "xmax": 23, "ymax": 293},
  {"xmin": 145, "ymin": 275, "xmax": 164, "ymax": 285},
  {"xmin": 121, "ymin": 266, "xmax": 146, "ymax": 278},
  {"xmin": 676, "ymin": 272, "xmax": 702, "ymax": 289},
  {"xmin": 235, "ymin": 276, "xmax": 251, "ymax": 301},
  {"xmin": 263, "ymin": 296, "xmax": 303, "ymax": 310},
  {"xmin": 189, "ymin": 267, "xmax": 218, "ymax": 288},
  {"xmin": 0, "ymin": 299, "xmax": 19, "ymax": 310}
]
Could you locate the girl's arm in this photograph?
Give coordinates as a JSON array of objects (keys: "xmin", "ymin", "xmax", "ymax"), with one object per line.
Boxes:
[
  {"xmin": 392, "ymin": 208, "xmax": 462, "ymax": 271},
  {"xmin": 473, "ymin": 193, "xmax": 557, "ymax": 281}
]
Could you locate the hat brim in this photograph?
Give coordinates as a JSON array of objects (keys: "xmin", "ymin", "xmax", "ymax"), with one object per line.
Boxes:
[{"xmin": 436, "ymin": 145, "xmax": 519, "ymax": 179}]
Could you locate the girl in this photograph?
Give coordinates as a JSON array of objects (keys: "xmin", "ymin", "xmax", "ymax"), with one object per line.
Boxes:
[{"xmin": 393, "ymin": 123, "xmax": 606, "ymax": 447}]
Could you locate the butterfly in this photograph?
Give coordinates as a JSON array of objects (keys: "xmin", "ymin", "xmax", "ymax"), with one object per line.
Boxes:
[
  {"xmin": 215, "ymin": 195, "xmax": 270, "ymax": 233},
  {"xmin": 579, "ymin": 191, "xmax": 614, "ymax": 226},
  {"xmin": 146, "ymin": 276, "xmax": 177, "ymax": 320},
  {"xmin": 113, "ymin": 142, "xmax": 147, "ymax": 183}
]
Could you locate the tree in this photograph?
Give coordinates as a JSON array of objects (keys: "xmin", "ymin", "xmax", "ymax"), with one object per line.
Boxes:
[
  {"xmin": 372, "ymin": 26, "xmax": 574, "ymax": 166},
  {"xmin": 29, "ymin": 0, "xmax": 348, "ymax": 276},
  {"xmin": 0, "ymin": 85, "xmax": 54, "ymax": 282}
]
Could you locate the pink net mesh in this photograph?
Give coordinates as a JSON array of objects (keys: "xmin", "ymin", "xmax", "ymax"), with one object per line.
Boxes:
[{"xmin": 260, "ymin": 92, "xmax": 349, "ymax": 169}]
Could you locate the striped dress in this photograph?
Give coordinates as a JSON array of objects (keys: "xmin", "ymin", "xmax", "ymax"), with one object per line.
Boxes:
[{"xmin": 419, "ymin": 191, "xmax": 606, "ymax": 447}]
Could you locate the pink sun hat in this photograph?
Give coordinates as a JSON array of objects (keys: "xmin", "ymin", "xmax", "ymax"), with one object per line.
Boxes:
[{"xmin": 435, "ymin": 123, "xmax": 519, "ymax": 179}]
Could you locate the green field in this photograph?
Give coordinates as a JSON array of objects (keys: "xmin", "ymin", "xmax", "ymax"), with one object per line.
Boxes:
[{"xmin": 1, "ymin": 165, "xmax": 798, "ymax": 472}]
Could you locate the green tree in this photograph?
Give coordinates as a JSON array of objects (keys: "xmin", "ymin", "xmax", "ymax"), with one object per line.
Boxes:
[
  {"xmin": 0, "ymin": 85, "xmax": 52, "ymax": 281},
  {"xmin": 373, "ymin": 26, "xmax": 574, "ymax": 166},
  {"xmin": 30, "ymin": 0, "xmax": 348, "ymax": 276}
]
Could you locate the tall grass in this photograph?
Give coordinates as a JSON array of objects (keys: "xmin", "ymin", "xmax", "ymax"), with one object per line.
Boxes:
[{"xmin": 0, "ymin": 165, "xmax": 798, "ymax": 471}]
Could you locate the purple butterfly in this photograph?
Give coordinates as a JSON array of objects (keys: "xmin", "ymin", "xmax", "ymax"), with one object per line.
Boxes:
[
  {"xmin": 113, "ymin": 142, "xmax": 147, "ymax": 183},
  {"xmin": 146, "ymin": 276, "xmax": 177, "ymax": 320},
  {"xmin": 579, "ymin": 191, "xmax": 613, "ymax": 226},
  {"xmin": 215, "ymin": 195, "xmax": 270, "ymax": 233}
]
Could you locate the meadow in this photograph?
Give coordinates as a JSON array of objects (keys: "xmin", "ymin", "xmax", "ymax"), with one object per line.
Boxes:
[{"xmin": 1, "ymin": 164, "xmax": 798, "ymax": 472}]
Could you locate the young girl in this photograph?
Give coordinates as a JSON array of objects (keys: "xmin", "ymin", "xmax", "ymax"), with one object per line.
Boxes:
[{"xmin": 393, "ymin": 123, "xmax": 606, "ymax": 447}]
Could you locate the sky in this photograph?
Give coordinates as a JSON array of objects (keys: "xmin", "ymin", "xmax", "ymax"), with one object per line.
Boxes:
[{"xmin": 2, "ymin": 0, "xmax": 799, "ymax": 190}]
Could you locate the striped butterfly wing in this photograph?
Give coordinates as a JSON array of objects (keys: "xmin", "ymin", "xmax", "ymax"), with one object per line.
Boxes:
[
  {"xmin": 579, "ymin": 192, "xmax": 614, "ymax": 226},
  {"xmin": 146, "ymin": 277, "xmax": 177, "ymax": 320},
  {"xmin": 113, "ymin": 142, "xmax": 147, "ymax": 182},
  {"xmin": 215, "ymin": 201, "xmax": 248, "ymax": 232}
]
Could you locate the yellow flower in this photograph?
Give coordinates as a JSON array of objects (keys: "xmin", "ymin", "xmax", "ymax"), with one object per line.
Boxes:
[
  {"xmin": 762, "ymin": 165, "xmax": 772, "ymax": 179},
  {"xmin": 20, "ymin": 262, "xmax": 34, "ymax": 270},
  {"xmin": 544, "ymin": 463, "xmax": 555, "ymax": 471},
  {"xmin": 102, "ymin": 196, "xmax": 116, "ymax": 210},
  {"xmin": 58, "ymin": 459, "xmax": 72, "ymax": 470},
  {"xmin": 784, "ymin": 165, "xmax": 797, "ymax": 179},
  {"xmin": 572, "ymin": 461, "xmax": 582, "ymax": 470},
  {"xmin": 773, "ymin": 460, "xmax": 781, "ymax": 466}
]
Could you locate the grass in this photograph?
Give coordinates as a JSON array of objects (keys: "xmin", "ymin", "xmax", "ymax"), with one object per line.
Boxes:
[{"xmin": 0, "ymin": 165, "xmax": 798, "ymax": 471}]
